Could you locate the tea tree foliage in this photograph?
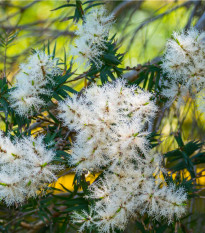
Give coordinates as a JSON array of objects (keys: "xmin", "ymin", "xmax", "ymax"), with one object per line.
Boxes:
[{"xmin": 0, "ymin": 1, "xmax": 204, "ymax": 233}]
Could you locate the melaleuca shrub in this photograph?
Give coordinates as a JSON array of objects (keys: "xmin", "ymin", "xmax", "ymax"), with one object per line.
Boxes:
[
  {"xmin": 59, "ymin": 80, "xmax": 187, "ymax": 232},
  {"xmin": 1, "ymin": 2, "xmax": 204, "ymax": 233}
]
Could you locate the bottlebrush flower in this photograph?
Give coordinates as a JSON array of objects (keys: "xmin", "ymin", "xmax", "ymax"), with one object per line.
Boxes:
[
  {"xmin": 59, "ymin": 79, "xmax": 187, "ymax": 231},
  {"xmin": 138, "ymin": 181, "xmax": 187, "ymax": 223},
  {"xmin": 70, "ymin": 6, "xmax": 114, "ymax": 68},
  {"xmin": 161, "ymin": 29, "xmax": 205, "ymax": 109},
  {"xmin": 58, "ymin": 79, "xmax": 157, "ymax": 172},
  {"xmin": 73, "ymin": 172, "xmax": 187, "ymax": 232},
  {"xmin": 0, "ymin": 132, "xmax": 62, "ymax": 206},
  {"xmin": 9, "ymin": 50, "xmax": 60, "ymax": 116}
]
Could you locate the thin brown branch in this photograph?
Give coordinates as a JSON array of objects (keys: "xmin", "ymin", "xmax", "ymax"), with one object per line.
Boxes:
[
  {"xmin": 111, "ymin": 0, "xmax": 144, "ymax": 18},
  {"xmin": 2, "ymin": 25, "xmax": 75, "ymax": 37},
  {"xmin": 185, "ymin": 0, "xmax": 201, "ymax": 30},
  {"xmin": 0, "ymin": 0, "xmax": 41, "ymax": 23},
  {"xmin": 26, "ymin": 205, "xmax": 68, "ymax": 233},
  {"xmin": 122, "ymin": 56, "xmax": 161, "ymax": 82},
  {"xmin": 195, "ymin": 11, "xmax": 205, "ymax": 30},
  {"xmin": 127, "ymin": 0, "xmax": 193, "ymax": 51}
]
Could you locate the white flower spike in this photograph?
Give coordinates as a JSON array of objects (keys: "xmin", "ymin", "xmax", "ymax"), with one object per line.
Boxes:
[
  {"xmin": 161, "ymin": 29, "xmax": 205, "ymax": 112},
  {"xmin": 59, "ymin": 79, "xmax": 187, "ymax": 232},
  {"xmin": 0, "ymin": 132, "xmax": 62, "ymax": 206},
  {"xmin": 9, "ymin": 50, "xmax": 60, "ymax": 116},
  {"xmin": 70, "ymin": 6, "xmax": 114, "ymax": 69}
]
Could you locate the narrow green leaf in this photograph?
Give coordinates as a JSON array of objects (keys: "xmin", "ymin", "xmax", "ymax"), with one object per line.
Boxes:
[{"xmin": 51, "ymin": 4, "xmax": 76, "ymax": 11}]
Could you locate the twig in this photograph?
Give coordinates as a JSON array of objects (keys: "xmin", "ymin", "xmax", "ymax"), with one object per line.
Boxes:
[
  {"xmin": 111, "ymin": 0, "xmax": 144, "ymax": 18},
  {"xmin": 27, "ymin": 206, "xmax": 68, "ymax": 233},
  {"xmin": 122, "ymin": 56, "xmax": 161, "ymax": 82},
  {"xmin": 26, "ymin": 121, "xmax": 43, "ymax": 132},
  {"xmin": 195, "ymin": 11, "xmax": 205, "ymax": 30},
  {"xmin": 127, "ymin": 1, "xmax": 193, "ymax": 51},
  {"xmin": 2, "ymin": 25, "xmax": 75, "ymax": 37},
  {"xmin": 0, "ymin": 0, "xmax": 40, "ymax": 23},
  {"xmin": 185, "ymin": 0, "xmax": 201, "ymax": 30},
  {"xmin": 5, "ymin": 209, "xmax": 38, "ymax": 227}
]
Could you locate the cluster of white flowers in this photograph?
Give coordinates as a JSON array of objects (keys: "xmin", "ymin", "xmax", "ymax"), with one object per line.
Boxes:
[
  {"xmin": 9, "ymin": 50, "xmax": 60, "ymax": 116},
  {"xmin": 161, "ymin": 29, "xmax": 205, "ymax": 111},
  {"xmin": 0, "ymin": 132, "xmax": 62, "ymax": 206},
  {"xmin": 71, "ymin": 7, "xmax": 114, "ymax": 68},
  {"xmin": 59, "ymin": 80, "xmax": 187, "ymax": 232}
]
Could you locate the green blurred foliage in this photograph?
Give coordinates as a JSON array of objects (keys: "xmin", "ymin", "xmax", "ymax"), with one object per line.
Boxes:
[{"xmin": 0, "ymin": 1, "xmax": 193, "ymax": 73}]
